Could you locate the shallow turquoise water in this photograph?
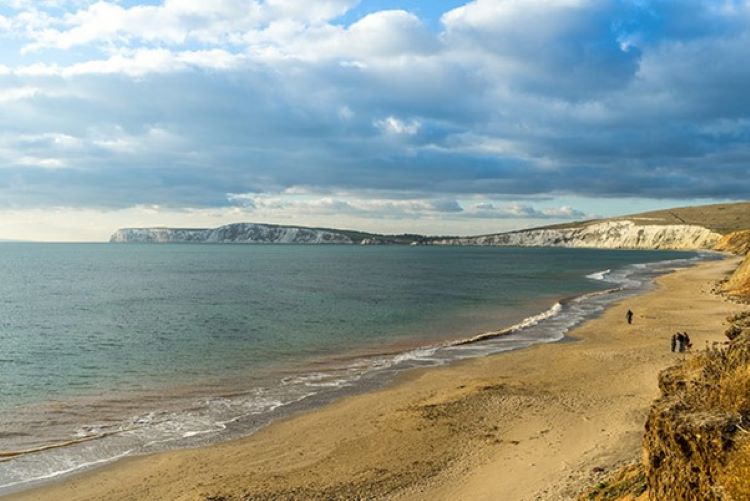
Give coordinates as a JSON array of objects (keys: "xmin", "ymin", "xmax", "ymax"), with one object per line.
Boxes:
[
  {"xmin": 0, "ymin": 244, "xmax": 689, "ymax": 407},
  {"xmin": 0, "ymin": 243, "xmax": 702, "ymax": 491}
]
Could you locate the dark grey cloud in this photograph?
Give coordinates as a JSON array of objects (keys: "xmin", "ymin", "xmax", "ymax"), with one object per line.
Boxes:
[{"xmin": 0, "ymin": 0, "xmax": 749, "ymax": 213}]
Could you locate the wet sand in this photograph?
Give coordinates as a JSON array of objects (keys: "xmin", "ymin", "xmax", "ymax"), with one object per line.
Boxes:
[{"xmin": 8, "ymin": 256, "xmax": 744, "ymax": 501}]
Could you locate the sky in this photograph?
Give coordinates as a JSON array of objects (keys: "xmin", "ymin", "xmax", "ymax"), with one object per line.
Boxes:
[{"xmin": 0, "ymin": 0, "xmax": 749, "ymax": 241}]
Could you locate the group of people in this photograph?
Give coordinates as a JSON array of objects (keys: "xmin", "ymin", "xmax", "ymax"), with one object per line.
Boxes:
[
  {"xmin": 624, "ymin": 308, "xmax": 692, "ymax": 353},
  {"xmin": 671, "ymin": 331, "xmax": 692, "ymax": 352}
]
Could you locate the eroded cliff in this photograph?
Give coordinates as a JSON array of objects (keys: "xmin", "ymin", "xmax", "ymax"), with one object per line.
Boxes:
[
  {"xmin": 642, "ymin": 314, "xmax": 750, "ymax": 500},
  {"xmin": 109, "ymin": 201, "xmax": 747, "ymax": 249},
  {"xmin": 583, "ymin": 313, "xmax": 750, "ymax": 500},
  {"xmin": 722, "ymin": 253, "xmax": 750, "ymax": 300},
  {"xmin": 110, "ymin": 223, "xmax": 355, "ymax": 244},
  {"xmin": 431, "ymin": 220, "xmax": 723, "ymax": 251},
  {"xmin": 715, "ymin": 230, "xmax": 750, "ymax": 255}
]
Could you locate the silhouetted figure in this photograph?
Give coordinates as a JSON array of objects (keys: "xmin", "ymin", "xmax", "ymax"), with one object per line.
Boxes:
[
  {"xmin": 671, "ymin": 334, "xmax": 677, "ymax": 352},
  {"xmin": 683, "ymin": 332, "xmax": 692, "ymax": 351},
  {"xmin": 676, "ymin": 332, "xmax": 686, "ymax": 352},
  {"xmin": 626, "ymin": 309, "xmax": 634, "ymax": 325}
]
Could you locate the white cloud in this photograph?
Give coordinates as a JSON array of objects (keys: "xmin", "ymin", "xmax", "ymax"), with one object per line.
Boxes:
[
  {"xmin": 232, "ymin": 8, "xmax": 436, "ymax": 64},
  {"xmin": 264, "ymin": 0, "xmax": 356, "ymax": 23},
  {"xmin": 15, "ymin": 132, "xmax": 82, "ymax": 148},
  {"xmin": 19, "ymin": 0, "xmax": 358, "ymax": 52},
  {"xmin": 14, "ymin": 48, "xmax": 245, "ymax": 77},
  {"xmin": 15, "ymin": 156, "xmax": 66, "ymax": 169},
  {"xmin": 0, "ymin": 0, "xmax": 441, "ymax": 92},
  {"xmin": 227, "ymin": 192, "xmax": 466, "ymax": 218},
  {"xmin": 375, "ymin": 116, "xmax": 422, "ymax": 135},
  {"xmin": 469, "ymin": 202, "xmax": 590, "ymax": 220},
  {"xmin": 342, "ymin": 10, "xmax": 436, "ymax": 57},
  {"xmin": 90, "ymin": 125, "xmax": 183, "ymax": 153},
  {"xmin": 0, "ymin": 86, "xmax": 41, "ymax": 102}
]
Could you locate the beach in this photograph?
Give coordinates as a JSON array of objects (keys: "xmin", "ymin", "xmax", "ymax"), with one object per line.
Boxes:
[{"xmin": 8, "ymin": 255, "xmax": 744, "ymax": 501}]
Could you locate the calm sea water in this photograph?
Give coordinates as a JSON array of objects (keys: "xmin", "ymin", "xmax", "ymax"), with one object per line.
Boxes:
[{"xmin": 0, "ymin": 244, "xmax": 708, "ymax": 491}]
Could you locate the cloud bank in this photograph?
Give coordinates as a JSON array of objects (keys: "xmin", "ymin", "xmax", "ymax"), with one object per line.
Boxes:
[{"xmin": 0, "ymin": 0, "xmax": 748, "ymax": 238}]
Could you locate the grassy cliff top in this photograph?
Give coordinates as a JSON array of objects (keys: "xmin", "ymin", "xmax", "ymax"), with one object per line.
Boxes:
[{"xmin": 541, "ymin": 201, "xmax": 749, "ymax": 235}]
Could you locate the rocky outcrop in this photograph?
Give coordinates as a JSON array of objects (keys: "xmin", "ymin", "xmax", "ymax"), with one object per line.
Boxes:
[
  {"xmin": 110, "ymin": 223, "xmax": 355, "ymax": 244},
  {"xmin": 715, "ymin": 231, "xmax": 750, "ymax": 255},
  {"xmin": 724, "ymin": 312, "xmax": 750, "ymax": 341},
  {"xmin": 641, "ymin": 316, "xmax": 750, "ymax": 500},
  {"xmin": 722, "ymin": 253, "xmax": 750, "ymax": 300},
  {"xmin": 430, "ymin": 220, "xmax": 722, "ymax": 251}
]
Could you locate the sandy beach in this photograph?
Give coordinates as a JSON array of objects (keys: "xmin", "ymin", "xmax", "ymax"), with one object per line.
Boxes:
[{"xmin": 8, "ymin": 256, "xmax": 744, "ymax": 501}]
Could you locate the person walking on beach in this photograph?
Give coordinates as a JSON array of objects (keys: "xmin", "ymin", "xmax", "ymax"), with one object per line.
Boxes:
[
  {"xmin": 626, "ymin": 309, "xmax": 634, "ymax": 325},
  {"xmin": 671, "ymin": 333, "xmax": 677, "ymax": 352},
  {"xmin": 675, "ymin": 332, "xmax": 685, "ymax": 353},
  {"xmin": 683, "ymin": 332, "xmax": 692, "ymax": 351}
]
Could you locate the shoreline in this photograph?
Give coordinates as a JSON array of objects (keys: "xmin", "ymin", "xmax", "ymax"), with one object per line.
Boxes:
[
  {"xmin": 0, "ymin": 250, "xmax": 701, "ymax": 494},
  {"xmin": 6, "ymin": 254, "xmax": 744, "ymax": 500}
]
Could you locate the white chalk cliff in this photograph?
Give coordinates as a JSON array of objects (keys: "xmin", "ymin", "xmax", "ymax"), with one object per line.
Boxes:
[
  {"xmin": 430, "ymin": 220, "xmax": 722, "ymax": 250},
  {"xmin": 110, "ymin": 223, "xmax": 354, "ymax": 244},
  {"xmin": 110, "ymin": 220, "xmax": 724, "ymax": 250}
]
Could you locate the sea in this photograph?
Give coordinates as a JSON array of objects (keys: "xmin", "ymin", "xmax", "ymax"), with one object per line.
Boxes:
[{"xmin": 0, "ymin": 243, "xmax": 715, "ymax": 492}]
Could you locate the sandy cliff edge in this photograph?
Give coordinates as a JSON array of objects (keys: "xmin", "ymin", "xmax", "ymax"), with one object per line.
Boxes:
[{"xmin": 723, "ymin": 252, "xmax": 750, "ymax": 299}]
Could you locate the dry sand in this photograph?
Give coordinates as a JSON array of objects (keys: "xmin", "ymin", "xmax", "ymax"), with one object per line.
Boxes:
[{"xmin": 8, "ymin": 256, "xmax": 745, "ymax": 501}]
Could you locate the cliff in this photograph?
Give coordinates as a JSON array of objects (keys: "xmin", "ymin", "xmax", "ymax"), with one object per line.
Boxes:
[
  {"xmin": 641, "ymin": 314, "xmax": 750, "ymax": 500},
  {"xmin": 582, "ymin": 312, "xmax": 750, "ymax": 500},
  {"xmin": 109, "ymin": 221, "xmax": 724, "ymax": 250},
  {"xmin": 431, "ymin": 201, "xmax": 747, "ymax": 251},
  {"xmin": 110, "ymin": 223, "xmax": 356, "ymax": 244},
  {"xmin": 722, "ymin": 253, "xmax": 750, "ymax": 300},
  {"xmin": 715, "ymin": 230, "xmax": 750, "ymax": 255},
  {"xmin": 109, "ymin": 223, "xmax": 428, "ymax": 245},
  {"xmin": 110, "ymin": 201, "xmax": 748, "ymax": 249},
  {"xmin": 429, "ymin": 220, "xmax": 722, "ymax": 251},
  {"xmin": 717, "ymin": 229, "xmax": 750, "ymax": 299}
]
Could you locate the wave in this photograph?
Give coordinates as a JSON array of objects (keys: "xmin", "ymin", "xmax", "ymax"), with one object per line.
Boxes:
[
  {"xmin": 449, "ymin": 302, "xmax": 563, "ymax": 347},
  {"xmin": 0, "ymin": 430, "xmax": 125, "ymax": 462},
  {"xmin": 0, "ymin": 449, "xmax": 135, "ymax": 492},
  {"xmin": 586, "ymin": 269, "xmax": 611, "ymax": 281}
]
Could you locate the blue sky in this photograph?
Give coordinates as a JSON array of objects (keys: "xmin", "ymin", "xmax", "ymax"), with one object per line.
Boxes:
[{"xmin": 0, "ymin": 0, "xmax": 748, "ymax": 241}]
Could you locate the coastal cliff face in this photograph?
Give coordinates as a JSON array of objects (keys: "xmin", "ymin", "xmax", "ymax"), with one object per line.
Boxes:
[
  {"xmin": 715, "ymin": 230, "xmax": 750, "ymax": 255},
  {"xmin": 110, "ymin": 201, "xmax": 747, "ymax": 249},
  {"xmin": 111, "ymin": 220, "xmax": 723, "ymax": 250},
  {"xmin": 723, "ymin": 253, "xmax": 750, "ymax": 299},
  {"xmin": 641, "ymin": 316, "xmax": 750, "ymax": 500},
  {"xmin": 110, "ymin": 223, "xmax": 354, "ymax": 244},
  {"xmin": 583, "ymin": 313, "xmax": 750, "ymax": 500},
  {"xmin": 430, "ymin": 220, "xmax": 722, "ymax": 251}
]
